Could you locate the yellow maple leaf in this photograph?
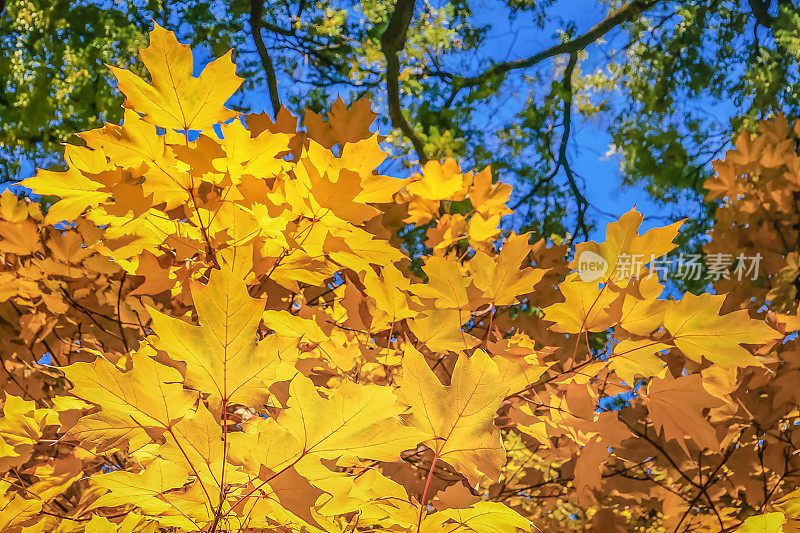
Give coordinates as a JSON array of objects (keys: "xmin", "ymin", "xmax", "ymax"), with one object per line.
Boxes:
[
  {"xmin": 63, "ymin": 348, "xmax": 196, "ymax": 434},
  {"xmin": 609, "ymin": 339, "xmax": 669, "ymax": 384},
  {"xmin": 110, "ymin": 24, "xmax": 243, "ymax": 131},
  {"xmin": 0, "ymin": 396, "xmax": 57, "ymax": 470},
  {"xmin": 92, "ymin": 458, "xmax": 189, "ymax": 516},
  {"xmin": 467, "ymin": 212, "xmax": 502, "ymax": 252},
  {"xmin": 148, "ymin": 265, "xmax": 282, "ymax": 407},
  {"xmin": 78, "ymin": 110, "xmax": 191, "ymax": 209},
  {"xmin": 468, "ymin": 167, "xmax": 512, "ymax": 220},
  {"xmin": 617, "ymin": 274, "xmax": 668, "ymax": 336},
  {"xmin": 407, "ymin": 308, "xmax": 480, "ymax": 352},
  {"xmin": 572, "ymin": 208, "xmax": 683, "ymax": 283},
  {"xmin": 21, "ymin": 145, "xmax": 110, "ymax": 222},
  {"xmin": 0, "ymin": 191, "xmax": 32, "ymax": 223},
  {"xmin": 424, "ymin": 500, "xmax": 533, "ymax": 532},
  {"xmin": 397, "ymin": 346, "xmax": 509, "ymax": 486},
  {"xmin": 0, "ymin": 481, "xmax": 42, "ymax": 531},
  {"xmin": 543, "ymin": 273, "xmax": 622, "ymax": 334},
  {"xmin": 277, "ymin": 375, "xmax": 425, "ymax": 463},
  {"xmin": 664, "ymin": 293, "xmax": 783, "ymax": 368},
  {"xmin": 405, "ymin": 158, "xmax": 468, "ymax": 202},
  {"xmin": 363, "ymin": 264, "xmax": 417, "ymax": 328},
  {"xmin": 469, "ymin": 232, "xmax": 546, "ymax": 306},
  {"xmin": 734, "ymin": 513, "xmax": 786, "ymax": 533},
  {"xmin": 410, "ymin": 256, "xmax": 478, "ymax": 310}
]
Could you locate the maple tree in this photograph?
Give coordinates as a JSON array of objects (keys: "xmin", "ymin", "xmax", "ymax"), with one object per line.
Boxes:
[{"xmin": 2, "ymin": 25, "xmax": 800, "ymax": 532}]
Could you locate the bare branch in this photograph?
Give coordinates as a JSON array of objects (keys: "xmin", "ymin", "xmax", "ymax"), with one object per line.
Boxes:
[
  {"xmin": 381, "ymin": 0, "xmax": 429, "ymax": 163},
  {"xmin": 511, "ymin": 52, "xmax": 587, "ymax": 230},
  {"xmin": 454, "ymin": 0, "xmax": 659, "ymax": 90},
  {"xmin": 748, "ymin": 0, "xmax": 774, "ymax": 27},
  {"xmin": 250, "ymin": 0, "xmax": 282, "ymax": 118}
]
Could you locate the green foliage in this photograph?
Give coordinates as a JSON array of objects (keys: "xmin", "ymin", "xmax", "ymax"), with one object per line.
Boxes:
[{"xmin": 0, "ymin": 0, "xmax": 149, "ymax": 181}]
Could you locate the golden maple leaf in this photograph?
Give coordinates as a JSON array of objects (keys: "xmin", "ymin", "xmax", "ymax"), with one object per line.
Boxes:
[
  {"xmin": 110, "ymin": 24, "xmax": 243, "ymax": 131},
  {"xmin": 397, "ymin": 346, "xmax": 509, "ymax": 486},
  {"xmin": 148, "ymin": 265, "xmax": 282, "ymax": 407},
  {"xmin": 664, "ymin": 293, "xmax": 783, "ymax": 368}
]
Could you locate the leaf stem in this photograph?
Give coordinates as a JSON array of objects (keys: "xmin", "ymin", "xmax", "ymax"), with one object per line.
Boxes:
[{"xmin": 417, "ymin": 451, "xmax": 439, "ymax": 533}]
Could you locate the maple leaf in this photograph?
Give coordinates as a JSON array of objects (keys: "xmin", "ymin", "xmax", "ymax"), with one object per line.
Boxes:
[
  {"xmin": 609, "ymin": 339, "xmax": 669, "ymax": 384},
  {"xmin": 397, "ymin": 347, "xmax": 509, "ymax": 485},
  {"xmin": 290, "ymin": 153, "xmax": 381, "ymax": 225},
  {"xmin": 468, "ymin": 167, "xmax": 512, "ymax": 220},
  {"xmin": 228, "ymin": 374, "xmax": 426, "ymax": 514},
  {"xmin": 646, "ymin": 374, "xmax": 723, "ymax": 453},
  {"xmin": 148, "ymin": 265, "xmax": 281, "ymax": 407},
  {"xmin": 0, "ymin": 482, "xmax": 42, "ymax": 531},
  {"xmin": 407, "ymin": 309, "xmax": 480, "ymax": 353},
  {"xmin": 467, "ymin": 212, "xmax": 502, "ymax": 251},
  {"xmin": 277, "ymin": 375, "xmax": 425, "ymax": 462},
  {"xmin": 84, "ymin": 515, "xmax": 158, "ymax": 533},
  {"xmin": 92, "ymin": 458, "xmax": 190, "ymax": 515},
  {"xmin": 405, "ymin": 158, "xmax": 468, "ymax": 202},
  {"xmin": 426, "ymin": 214, "xmax": 468, "ymax": 254},
  {"xmin": 63, "ymin": 348, "xmax": 195, "ymax": 436},
  {"xmin": 262, "ymin": 310, "xmax": 328, "ymax": 344},
  {"xmin": 572, "ymin": 435, "xmax": 607, "ymax": 505},
  {"xmin": 77, "ymin": 110, "xmax": 192, "ymax": 209},
  {"xmin": 410, "ymin": 256, "xmax": 482, "ymax": 311},
  {"xmin": 543, "ymin": 273, "xmax": 622, "ymax": 334},
  {"xmin": 0, "ymin": 218, "xmax": 39, "ymax": 256},
  {"xmin": 404, "ymin": 196, "xmax": 441, "ymax": 225},
  {"xmin": 664, "ymin": 293, "xmax": 783, "ymax": 368},
  {"xmin": 0, "ymin": 395, "xmax": 57, "ymax": 470},
  {"xmin": 0, "ymin": 191, "xmax": 31, "ymax": 223},
  {"xmin": 470, "ymin": 232, "xmax": 546, "ymax": 306},
  {"xmin": 363, "ymin": 264, "xmax": 417, "ymax": 329},
  {"xmin": 25, "ymin": 456, "xmax": 83, "ymax": 502},
  {"xmin": 20, "ymin": 145, "xmax": 110, "ymax": 222},
  {"xmin": 617, "ymin": 274, "xmax": 667, "ymax": 336},
  {"xmin": 735, "ymin": 512, "xmax": 786, "ymax": 533},
  {"xmin": 304, "ymin": 97, "xmax": 378, "ymax": 148},
  {"xmin": 426, "ymin": 501, "xmax": 534, "ymax": 532},
  {"xmin": 572, "ymin": 208, "xmax": 683, "ymax": 283},
  {"xmin": 214, "ymin": 119, "xmax": 290, "ymax": 183},
  {"xmin": 110, "ymin": 24, "xmax": 243, "ymax": 131},
  {"xmin": 322, "ymin": 226, "xmax": 406, "ymax": 275}
]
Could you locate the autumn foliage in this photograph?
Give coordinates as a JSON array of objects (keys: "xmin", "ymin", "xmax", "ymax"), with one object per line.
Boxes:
[{"xmin": 2, "ymin": 25, "xmax": 800, "ymax": 532}]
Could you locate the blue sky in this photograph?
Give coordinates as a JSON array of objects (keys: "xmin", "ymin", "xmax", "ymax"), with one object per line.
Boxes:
[{"xmin": 465, "ymin": 0, "xmax": 682, "ymax": 235}]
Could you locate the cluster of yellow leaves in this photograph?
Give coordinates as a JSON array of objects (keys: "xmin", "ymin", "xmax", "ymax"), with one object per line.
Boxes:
[{"xmin": 1, "ymin": 25, "xmax": 797, "ymax": 533}]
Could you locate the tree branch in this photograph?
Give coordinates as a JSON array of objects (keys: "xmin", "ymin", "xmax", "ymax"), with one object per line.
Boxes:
[
  {"xmin": 748, "ymin": 0, "xmax": 775, "ymax": 27},
  {"xmin": 454, "ymin": 0, "xmax": 659, "ymax": 90},
  {"xmin": 511, "ymin": 52, "xmax": 587, "ymax": 238},
  {"xmin": 381, "ymin": 0, "xmax": 429, "ymax": 163},
  {"xmin": 250, "ymin": 0, "xmax": 282, "ymax": 118}
]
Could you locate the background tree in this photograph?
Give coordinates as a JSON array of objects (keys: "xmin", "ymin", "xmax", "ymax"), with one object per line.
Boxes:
[
  {"xmin": 4, "ymin": 0, "xmax": 800, "ymax": 243},
  {"xmin": 2, "ymin": 28, "xmax": 800, "ymax": 532}
]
